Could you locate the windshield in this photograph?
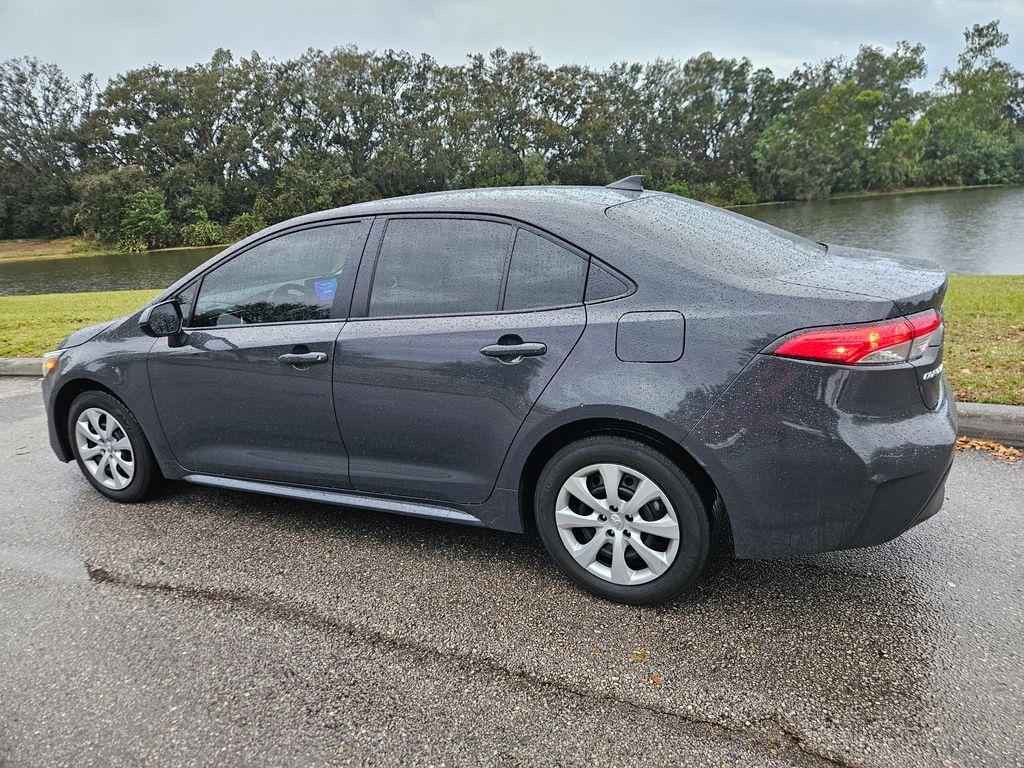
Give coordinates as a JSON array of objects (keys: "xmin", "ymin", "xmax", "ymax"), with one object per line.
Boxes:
[{"xmin": 606, "ymin": 194, "xmax": 825, "ymax": 278}]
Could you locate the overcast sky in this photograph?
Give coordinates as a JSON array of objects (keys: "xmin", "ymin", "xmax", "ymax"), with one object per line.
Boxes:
[{"xmin": 2, "ymin": 0, "xmax": 1022, "ymax": 85}]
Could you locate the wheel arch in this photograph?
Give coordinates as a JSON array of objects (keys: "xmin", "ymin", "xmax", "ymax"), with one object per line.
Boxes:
[
  {"xmin": 516, "ymin": 417, "xmax": 730, "ymax": 544},
  {"xmin": 50, "ymin": 377, "xmax": 124, "ymax": 461}
]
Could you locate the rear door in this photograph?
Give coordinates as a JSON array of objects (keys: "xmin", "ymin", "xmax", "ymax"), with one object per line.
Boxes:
[
  {"xmin": 148, "ymin": 220, "xmax": 370, "ymax": 487},
  {"xmin": 333, "ymin": 217, "xmax": 587, "ymax": 504}
]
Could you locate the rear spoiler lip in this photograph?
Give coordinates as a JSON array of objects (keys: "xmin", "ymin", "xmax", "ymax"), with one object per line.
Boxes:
[{"xmin": 778, "ymin": 243, "xmax": 947, "ymax": 316}]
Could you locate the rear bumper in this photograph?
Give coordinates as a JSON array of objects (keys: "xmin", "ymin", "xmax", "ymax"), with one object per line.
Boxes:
[{"xmin": 684, "ymin": 354, "xmax": 957, "ymax": 559}]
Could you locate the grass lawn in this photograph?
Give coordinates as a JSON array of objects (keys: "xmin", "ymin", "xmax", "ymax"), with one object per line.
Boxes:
[
  {"xmin": 0, "ymin": 237, "xmax": 228, "ymax": 264},
  {"xmin": 0, "ymin": 277, "xmax": 1021, "ymax": 404},
  {"xmin": 0, "ymin": 289, "xmax": 158, "ymax": 357},
  {"xmin": 943, "ymin": 275, "xmax": 1024, "ymax": 406},
  {"xmin": 0, "ymin": 237, "xmax": 123, "ymax": 263}
]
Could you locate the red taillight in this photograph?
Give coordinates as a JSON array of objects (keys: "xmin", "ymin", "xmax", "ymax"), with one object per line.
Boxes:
[{"xmin": 771, "ymin": 309, "xmax": 942, "ymax": 366}]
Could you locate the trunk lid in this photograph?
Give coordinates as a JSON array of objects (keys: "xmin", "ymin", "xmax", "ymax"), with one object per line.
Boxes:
[
  {"xmin": 777, "ymin": 244, "xmax": 947, "ymax": 316},
  {"xmin": 776, "ymin": 243, "xmax": 948, "ymax": 409}
]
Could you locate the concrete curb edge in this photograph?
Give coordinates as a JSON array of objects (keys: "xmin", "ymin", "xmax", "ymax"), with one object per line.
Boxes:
[
  {"xmin": 956, "ymin": 402, "xmax": 1024, "ymax": 448},
  {"xmin": 0, "ymin": 358, "xmax": 42, "ymax": 376}
]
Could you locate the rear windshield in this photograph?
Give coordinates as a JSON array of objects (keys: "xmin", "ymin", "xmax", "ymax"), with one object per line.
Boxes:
[{"xmin": 606, "ymin": 194, "xmax": 825, "ymax": 278}]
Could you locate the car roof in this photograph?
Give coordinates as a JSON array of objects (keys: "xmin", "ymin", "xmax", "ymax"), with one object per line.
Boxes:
[{"xmin": 297, "ymin": 185, "xmax": 649, "ymax": 233}]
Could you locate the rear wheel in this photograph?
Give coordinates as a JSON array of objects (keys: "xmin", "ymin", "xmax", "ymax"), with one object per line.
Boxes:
[
  {"xmin": 534, "ymin": 436, "xmax": 710, "ymax": 604},
  {"xmin": 67, "ymin": 391, "xmax": 161, "ymax": 502}
]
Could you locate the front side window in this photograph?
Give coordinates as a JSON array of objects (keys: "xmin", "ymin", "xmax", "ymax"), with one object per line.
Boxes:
[
  {"xmin": 191, "ymin": 223, "xmax": 366, "ymax": 327},
  {"xmin": 503, "ymin": 229, "xmax": 587, "ymax": 310},
  {"xmin": 369, "ymin": 218, "xmax": 511, "ymax": 317}
]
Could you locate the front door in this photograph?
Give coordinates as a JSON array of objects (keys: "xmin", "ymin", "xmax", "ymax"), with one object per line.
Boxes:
[
  {"xmin": 333, "ymin": 218, "xmax": 588, "ymax": 504},
  {"xmin": 149, "ymin": 220, "xmax": 370, "ymax": 487}
]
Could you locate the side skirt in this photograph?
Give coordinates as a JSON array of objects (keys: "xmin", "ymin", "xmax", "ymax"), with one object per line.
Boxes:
[{"xmin": 182, "ymin": 474, "xmax": 483, "ymax": 525}]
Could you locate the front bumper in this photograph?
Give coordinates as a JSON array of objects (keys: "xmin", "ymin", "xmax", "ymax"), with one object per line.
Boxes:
[
  {"xmin": 685, "ymin": 353, "xmax": 957, "ymax": 559},
  {"xmin": 41, "ymin": 368, "xmax": 73, "ymax": 462}
]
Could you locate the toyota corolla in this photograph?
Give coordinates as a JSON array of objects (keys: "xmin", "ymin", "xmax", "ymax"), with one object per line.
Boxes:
[{"xmin": 41, "ymin": 177, "xmax": 956, "ymax": 604}]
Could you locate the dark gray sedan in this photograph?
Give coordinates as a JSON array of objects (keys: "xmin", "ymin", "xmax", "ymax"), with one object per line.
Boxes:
[{"xmin": 41, "ymin": 178, "xmax": 955, "ymax": 604}]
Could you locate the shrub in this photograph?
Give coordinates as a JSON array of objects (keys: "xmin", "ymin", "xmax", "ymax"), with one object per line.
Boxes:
[
  {"xmin": 118, "ymin": 187, "xmax": 173, "ymax": 250},
  {"xmin": 224, "ymin": 197, "xmax": 270, "ymax": 242},
  {"xmin": 722, "ymin": 175, "xmax": 758, "ymax": 205},
  {"xmin": 180, "ymin": 208, "xmax": 224, "ymax": 247}
]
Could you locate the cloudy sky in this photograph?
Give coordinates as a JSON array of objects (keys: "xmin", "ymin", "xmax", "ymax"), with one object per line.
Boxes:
[{"xmin": 2, "ymin": 0, "xmax": 1022, "ymax": 84}]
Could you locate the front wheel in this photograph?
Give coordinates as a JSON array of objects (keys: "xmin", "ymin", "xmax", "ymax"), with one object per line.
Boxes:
[
  {"xmin": 67, "ymin": 390, "xmax": 162, "ymax": 502},
  {"xmin": 534, "ymin": 436, "xmax": 710, "ymax": 604}
]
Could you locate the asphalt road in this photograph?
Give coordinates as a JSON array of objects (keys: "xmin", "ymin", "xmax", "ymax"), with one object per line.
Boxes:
[{"xmin": 1, "ymin": 377, "xmax": 1021, "ymax": 768}]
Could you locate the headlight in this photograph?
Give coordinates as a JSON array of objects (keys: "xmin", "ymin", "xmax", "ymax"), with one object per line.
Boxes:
[{"xmin": 42, "ymin": 350, "xmax": 62, "ymax": 375}]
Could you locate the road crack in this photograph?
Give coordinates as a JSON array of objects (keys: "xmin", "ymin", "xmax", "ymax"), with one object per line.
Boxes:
[{"xmin": 85, "ymin": 563, "xmax": 863, "ymax": 768}]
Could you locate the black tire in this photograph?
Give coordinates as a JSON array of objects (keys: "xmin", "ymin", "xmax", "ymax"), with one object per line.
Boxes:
[
  {"xmin": 67, "ymin": 390, "xmax": 162, "ymax": 502},
  {"xmin": 534, "ymin": 436, "xmax": 710, "ymax": 604}
]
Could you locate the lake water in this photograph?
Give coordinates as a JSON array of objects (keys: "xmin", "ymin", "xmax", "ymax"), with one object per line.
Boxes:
[
  {"xmin": 0, "ymin": 246, "xmax": 224, "ymax": 297},
  {"xmin": 740, "ymin": 185, "xmax": 1024, "ymax": 275},
  {"xmin": 0, "ymin": 186, "xmax": 1021, "ymax": 296}
]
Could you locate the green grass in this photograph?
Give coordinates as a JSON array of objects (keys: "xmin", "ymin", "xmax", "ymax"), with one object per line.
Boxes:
[
  {"xmin": 0, "ymin": 289, "xmax": 159, "ymax": 357},
  {"xmin": 0, "ymin": 237, "xmax": 228, "ymax": 264},
  {"xmin": 0, "ymin": 237, "xmax": 122, "ymax": 263},
  {"xmin": 944, "ymin": 275, "xmax": 1024, "ymax": 406},
  {"xmin": 0, "ymin": 278, "xmax": 1021, "ymax": 404}
]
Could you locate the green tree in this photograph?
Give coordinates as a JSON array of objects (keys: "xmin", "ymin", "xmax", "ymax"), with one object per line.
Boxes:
[
  {"xmin": 923, "ymin": 21, "xmax": 1018, "ymax": 184},
  {"xmin": 870, "ymin": 117, "xmax": 931, "ymax": 189},
  {"xmin": 73, "ymin": 166, "xmax": 149, "ymax": 243},
  {"xmin": 755, "ymin": 81, "xmax": 884, "ymax": 199},
  {"xmin": 269, "ymin": 150, "xmax": 373, "ymax": 220},
  {"xmin": 224, "ymin": 195, "xmax": 270, "ymax": 241},
  {"xmin": 1, "ymin": 25, "xmax": 1023, "ymax": 244},
  {"xmin": 119, "ymin": 187, "xmax": 172, "ymax": 251},
  {"xmin": 0, "ymin": 57, "xmax": 94, "ymax": 237}
]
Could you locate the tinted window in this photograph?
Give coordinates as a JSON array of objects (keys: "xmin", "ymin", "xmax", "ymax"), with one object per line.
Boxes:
[
  {"xmin": 191, "ymin": 224, "xmax": 365, "ymax": 327},
  {"xmin": 503, "ymin": 230, "xmax": 586, "ymax": 310},
  {"xmin": 369, "ymin": 218, "xmax": 510, "ymax": 317},
  {"xmin": 585, "ymin": 261, "xmax": 629, "ymax": 302}
]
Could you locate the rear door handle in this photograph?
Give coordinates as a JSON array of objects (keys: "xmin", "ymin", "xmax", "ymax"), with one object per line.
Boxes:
[
  {"xmin": 480, "ymin": 341, "xmax": 547, "ymax": 360},
  {"xmin": 278, "ymin": 352, "xmax": 328, "ymax": 366}
]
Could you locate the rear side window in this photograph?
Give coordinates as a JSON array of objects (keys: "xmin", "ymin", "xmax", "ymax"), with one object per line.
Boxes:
[
  {"xmin": 503, "ymin": 230, "xmax": 586, "ymax": 310},
  {"xmin": 369, "ymin": 218, "xmax": 511, "ymax": 317},
  {"xmin": 191, "ymin": 223, "xmax": 366, "ymax": 327}
]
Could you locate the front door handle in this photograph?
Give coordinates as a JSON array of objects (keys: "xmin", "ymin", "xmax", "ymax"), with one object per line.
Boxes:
[
  {"xmin": 278, "ymin": 351, "xmax": 328, "ymax": 366},
  {"xmin": 480, "ymin": 337, "xmax": 547, "ymax": 362}
]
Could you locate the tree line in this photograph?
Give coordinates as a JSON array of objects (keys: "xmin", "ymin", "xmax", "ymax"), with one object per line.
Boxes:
[{"xmin": 1, "ymin": 20, "xmax": 1021, "ymax": 251}]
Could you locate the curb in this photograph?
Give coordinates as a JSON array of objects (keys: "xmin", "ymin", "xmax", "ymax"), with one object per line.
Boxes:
[
  {"xmin": 2, "ymin": 357, "xmax": 1023, "ymax": 446},
  {"xmin": 0, "ymin": 358, "xmax": 41, "ymax": 376},
  {"xmin": 956, "ymin": 402, "xmax": 1024, "ymax": 448}
]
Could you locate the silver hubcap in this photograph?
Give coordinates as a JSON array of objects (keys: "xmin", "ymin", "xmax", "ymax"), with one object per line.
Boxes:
[
  {"xmin": 555, "ymin": 463, "xmax": 680, "ymax": 586},
  {"xmin": 75, "ymin": 407, "xmax": 135, "ymax": 490}
]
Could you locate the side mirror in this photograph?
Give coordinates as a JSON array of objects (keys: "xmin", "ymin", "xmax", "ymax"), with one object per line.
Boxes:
[{"xmin": 139, "ymin": 300, "xmax": 183, "ymax": 338}]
